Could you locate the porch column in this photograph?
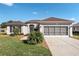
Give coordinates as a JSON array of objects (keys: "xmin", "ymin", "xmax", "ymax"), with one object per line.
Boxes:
[
  {"xmin": 21, "ymin": 26, "xmax": 29, "ymax": 35},
  {"xmin": 69, "ymin": 26, "xmax": 73, "ymax": 37},
  {"xmin": 6, "ymin": 26, "xmax": 11, "ymax": 35},
  {"xmin": 68, "ymin": 26, "xmax": 70, "ymax": 36},
  {"xmin": 40, "ymin": 25, "xmax": 44, "ymax": 35},
  {"xmin": 27, "ymin": 24, "xmax": 30, "ymax": 33}
]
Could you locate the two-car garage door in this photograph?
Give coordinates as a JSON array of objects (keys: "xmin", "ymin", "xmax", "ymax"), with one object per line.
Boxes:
[{"xmin": 44, "ymin": 26, "xmax": 68, "ymax": 35}]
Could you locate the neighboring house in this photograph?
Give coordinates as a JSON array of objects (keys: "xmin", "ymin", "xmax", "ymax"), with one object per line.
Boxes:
[
  {"xmin": 72, "ymin": 23, "xmax": 79, "ymax": 35},
  {"xmin": 6, "ymin": 17, "xmax": 74, "ymax": 37},
  {"xmin": 73, "ymin": 23, "xmax": 79, "ymax": 32}
]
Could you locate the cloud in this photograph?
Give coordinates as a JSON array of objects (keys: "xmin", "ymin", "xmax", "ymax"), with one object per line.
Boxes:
[
  {"xmin": 1, "ymin": 3, "xmax": 14, "ymax": 6},
  {"xmin": 70, "ymin": 18, "xmax": 76, "ymax": 20},
  {"xmin": 32, "ymin": 11, "xmax": 38, "ymax": 15}
]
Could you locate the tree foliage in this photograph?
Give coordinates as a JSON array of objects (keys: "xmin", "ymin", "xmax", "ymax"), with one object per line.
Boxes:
[{"xmin": 1, "ymin": 22, "xmax": 7, "ymax": 28}]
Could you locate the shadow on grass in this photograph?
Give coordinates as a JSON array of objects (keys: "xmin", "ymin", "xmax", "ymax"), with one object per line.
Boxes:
[{"xmin": 22, "ymin": 40, "xmax": 36, "ymax": 45}]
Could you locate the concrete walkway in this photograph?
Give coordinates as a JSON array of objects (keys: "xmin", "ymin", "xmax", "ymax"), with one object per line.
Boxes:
[
  {"xmin": 20, "ymin": 36, "xmax": 28, "ymax": 40},
  {"xmin": 45, "ymin": 36, "xmax": 79, "ymax": 56}
]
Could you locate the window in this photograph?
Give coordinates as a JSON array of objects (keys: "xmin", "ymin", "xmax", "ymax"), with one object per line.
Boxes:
[{"xmin": 29, "ymin": 25, "xmax": 34, "ymax": 32}]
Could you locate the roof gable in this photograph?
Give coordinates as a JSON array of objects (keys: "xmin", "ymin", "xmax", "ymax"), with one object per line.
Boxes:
[
  {"xmin": 6, "ymin": 21, "xmax": 25, "ymax": 26},
  {"xmin": 43, "ymin": 17, "xmax": 73, "ymax": 22},
  {"xmin": 25, "ymin": 17, "xmax": 74, "ymax": 25}
]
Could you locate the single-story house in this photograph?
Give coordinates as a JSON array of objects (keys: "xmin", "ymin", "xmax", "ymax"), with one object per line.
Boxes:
[
  {"xmin": 6, "ymin": 17, "xmax": 76, "ymax": 37},
  {"xmin": 72, "ymin": 23, "xmax": 79, "ymax": 35},
  {"xmin": 73, "ymin": 23, "xmax": 79, "ymax": 32}
]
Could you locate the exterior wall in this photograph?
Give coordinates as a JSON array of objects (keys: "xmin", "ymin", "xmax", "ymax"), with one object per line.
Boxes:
[
  {"xmin": 40, "ymin": 25, "xmax": 44, "ymax": 35},
  {"xmin": 21, "ymin": 24, "xmax": 38, "ymax": 35},
  {"xmin": 27, "ymin": 23, "xmax": 38, "ymax": 33},
  {"xmin": 7, "ymin": 25, "xmax": 28, "ymax": 35},
  {"xmin": 68, "ymin": 26, "xmax": 70, "ymax": 36},
  {"xmin": 21, "ymin": 26, "xmax": 29, "ymax": 35},
  {"xmin": 6, "ymin": 26, "xmax": 11, "ymax": 35},
  {"xmin": 69, "ymin": 26, "xmax": 73, "ymax": 37},
  {"xmin": 73, "ymin": 26, "xmax": 79, "ymax": 32},
  {"xmin": 27, "ymin": 24, "xmax": 37, "ymax": 28}
]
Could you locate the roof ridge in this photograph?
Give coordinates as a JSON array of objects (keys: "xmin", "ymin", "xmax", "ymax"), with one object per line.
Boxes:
[{"xmin": 42, "ymin": 17, "xmax": 74, "ymax": 22}]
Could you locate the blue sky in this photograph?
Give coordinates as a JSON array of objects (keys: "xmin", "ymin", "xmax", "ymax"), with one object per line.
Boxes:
[{"xmin": 0, "ymin": 3, "xmax": 79, "ymax": 23}]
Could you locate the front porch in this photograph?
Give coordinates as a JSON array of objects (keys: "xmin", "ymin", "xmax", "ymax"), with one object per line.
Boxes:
[{"xmin": 7, "ymin": 25, "xmax": 22, "ymax": 35}]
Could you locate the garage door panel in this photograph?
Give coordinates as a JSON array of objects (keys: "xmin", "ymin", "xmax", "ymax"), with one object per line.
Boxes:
[
  {"xmin": 49, "ymin": 32, "xmax": 55, "ymax": 35},
  {"xmin": 61, "ymin": 27, "xmax": 68, "ymax": 35},
  {"xmin": 49, "ymin": 26, "xmax": 54, "ymax": 35},
  {"xmin": 61, "ymin": 27, "xmax": 66, "ymax": 32},
  {"xmin": 44, "ymin": 26, "xmax": 68, "ymax": 35},
  {"xmin": 54, "ymin": 27, "xmax": 60, "ymax": 35},
  {"xmin": 61, "ymin": 32, "xmax": 66, "ymax": 35},
  {"xmin": 44, "ymin": 26, "xmax": 49, "ymax": 35}
]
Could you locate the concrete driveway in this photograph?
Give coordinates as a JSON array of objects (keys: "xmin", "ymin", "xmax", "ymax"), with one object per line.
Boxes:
[{"xmin": 45, "ymin": 36, "xmax": 79, "ymax": 56}]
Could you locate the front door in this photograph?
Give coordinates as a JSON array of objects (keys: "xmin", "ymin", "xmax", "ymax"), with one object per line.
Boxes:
[{"xmin": 29, "ymin": 25, "xmax": 34, "ymax": 32}]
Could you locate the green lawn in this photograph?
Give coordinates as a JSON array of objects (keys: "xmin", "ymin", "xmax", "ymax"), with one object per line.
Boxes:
[
  {"xmin": 73, "ymin": 35, "xmax": 79, "ymax": 40},
  {"xmin": 0, "ymin": 35, "xmax": 51, "ymax": 56}
]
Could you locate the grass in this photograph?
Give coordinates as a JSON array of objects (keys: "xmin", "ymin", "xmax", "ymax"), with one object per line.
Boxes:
[
  {"xmin": 0, "ymin": 35, "xmax": 51, "ymax": 56},
  {"xmin": 73, "ymin": 35, "xmax": 79, "ymax": 40}
]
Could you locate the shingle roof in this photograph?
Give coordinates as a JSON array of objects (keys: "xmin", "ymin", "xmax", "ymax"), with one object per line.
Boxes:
[
  {"xmin": 25, "ymin": 17, "xmax": 74, "ymax": 25},
  {"xmin": 43, "ymin": 17, "xmax": 71, "ymax": 21},
  {"xmin": 6, "ymin": 21, "xmax": 25, "ymax": 26},
  {"xmin": 25, "ymin": 20, "xmax": 40, "ymax": 24},
  {"xmin": 5, "ymin": 17, "xmax": 74, "ymax": 26},
  {"xmin": 73, "ymin": 23, "xmax": 79, "ymax": 26}
]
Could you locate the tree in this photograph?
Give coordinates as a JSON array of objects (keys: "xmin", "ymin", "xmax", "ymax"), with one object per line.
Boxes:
[
  {"xmin": 1, "ymin": 22, "xmax": 7, "ymax": 28},
  {"xmin": 1, "ymin": 20, "xmax": 13, "ymax": 28}
]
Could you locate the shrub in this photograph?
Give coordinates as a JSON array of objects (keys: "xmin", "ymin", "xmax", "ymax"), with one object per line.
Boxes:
[
  {"xmin": 26, "ymin": 31, "xmax": 44, "ymax": 44},
  {"xmin": 13, "ymin": 27, "xmax": 20, "ymax": 35},
  {"xmin": 1, "ymin": 22, "xmax": 7, "ymax": 28},
  {"xmin": 10, "ymin": 34, "xmax": 15, "ymax": 36}
]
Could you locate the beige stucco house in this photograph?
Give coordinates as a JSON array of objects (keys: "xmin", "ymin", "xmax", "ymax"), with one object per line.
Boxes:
[{"xmin": 6, "ymin": 17, "xmax": 76, "ymax": 37}]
